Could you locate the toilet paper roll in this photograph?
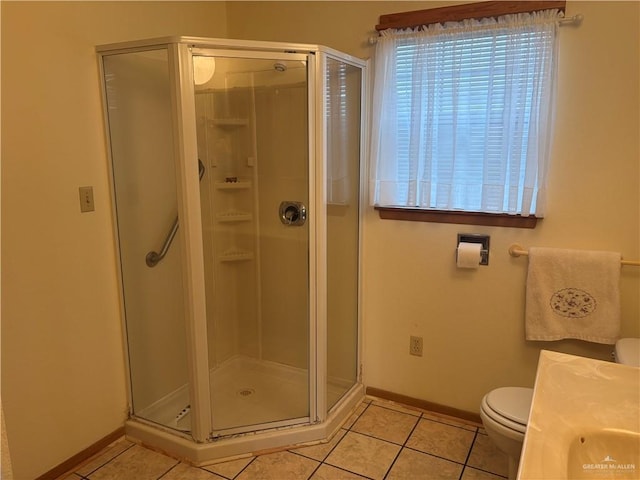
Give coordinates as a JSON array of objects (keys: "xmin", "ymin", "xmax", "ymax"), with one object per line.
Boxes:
[{"xmin": 457, "ymin": 242, "xmax": 482, "ymax": 269}]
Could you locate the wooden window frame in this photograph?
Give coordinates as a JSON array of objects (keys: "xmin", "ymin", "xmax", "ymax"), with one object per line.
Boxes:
[
  {"xmin": 373, "ymin": 1, "xmax": 564, "ymax": 228},
  {"xmin": 376, "ymin": 1, "xmax": 566, "ymax": 31},
  {"xmin": 375, "ymin": 207, "xmax": 539, "ymax": 228}
]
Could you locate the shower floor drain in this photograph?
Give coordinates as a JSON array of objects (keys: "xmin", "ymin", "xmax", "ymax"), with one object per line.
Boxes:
[{"xmin": 237, "ymin": 388, "xmax": 255, "ymax": 397}]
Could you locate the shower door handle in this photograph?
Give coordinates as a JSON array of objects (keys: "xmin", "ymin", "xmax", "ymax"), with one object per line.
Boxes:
[
  {"xmin": 279, "ymin": 201, "xmax": 307, "ymax": 226},
  {"xmin": 146, "ymin": 160, "xmax": 205, "ymax": 267}
]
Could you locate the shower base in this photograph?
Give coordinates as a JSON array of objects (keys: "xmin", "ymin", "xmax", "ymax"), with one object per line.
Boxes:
[
  {"xmin": 136, "ymin": 355, "xmax": 353, "ymax": 435},
  {"xmin": 126, "ymin": 356, "xmax": 364, "ymax": 465}
]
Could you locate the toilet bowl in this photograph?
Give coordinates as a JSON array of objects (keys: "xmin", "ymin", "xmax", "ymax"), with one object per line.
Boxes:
[
  {"xmin": 480, "ymin": 386, "xmax": 532, "ymax": 480},
  {"xmin": 481, "ymin": 339, "xmax": 640, "ymax": 480},
  {"xmin": 614, "ymin": 338, "xmax": 640, "ymax": 366}
]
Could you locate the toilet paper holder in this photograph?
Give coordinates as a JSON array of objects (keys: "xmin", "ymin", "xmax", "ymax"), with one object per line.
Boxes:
[{"xmin": 457, "ymin": 233, "xmax": 490, "ymax": 266}]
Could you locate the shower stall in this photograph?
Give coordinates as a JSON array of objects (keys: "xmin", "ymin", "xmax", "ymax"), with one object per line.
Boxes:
[{"xmin": 97, "ymin": 37, "xmax": 366, "ymax": 463}]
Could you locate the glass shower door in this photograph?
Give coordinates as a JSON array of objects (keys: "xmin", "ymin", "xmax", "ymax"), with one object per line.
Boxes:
[
  {"xmin": 325, "ymin": 56, "xmax": 362, "ymax": 410},
  {"xmin": 193, "ymin": 52, "xmax": 311, "ymax": 434},
  {"xmin": 103, "ymin": 48, "xmax": 192, "ymax": 432}
]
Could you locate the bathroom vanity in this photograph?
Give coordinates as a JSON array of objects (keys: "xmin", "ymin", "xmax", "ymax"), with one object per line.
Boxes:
[{"xmin": 519, "ymin": 350, "xmax": 640, "ymax": 479}]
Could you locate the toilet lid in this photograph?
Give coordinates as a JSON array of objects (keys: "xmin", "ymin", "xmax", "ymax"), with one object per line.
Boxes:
[{"xmin": 485, "ymin": 387, "xmax": 533, "ymax": 426}]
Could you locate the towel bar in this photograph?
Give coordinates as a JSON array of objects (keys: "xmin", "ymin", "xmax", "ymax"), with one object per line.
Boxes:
[{"xmin": 508, "ymin": 244, "xmax": 640, "ymax": 267}]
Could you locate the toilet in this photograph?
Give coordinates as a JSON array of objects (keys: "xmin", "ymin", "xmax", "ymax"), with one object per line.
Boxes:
[
  {"xmin": 480, "ymin": 338, "xmax": 640, "ymax": 480},
  {"xmin": 480, "ymin": 386, "xmax": 532, "ymax": 480},
  {"xmin": 614, "ymin": 337, "xmax": 640, "ymax": 366}
]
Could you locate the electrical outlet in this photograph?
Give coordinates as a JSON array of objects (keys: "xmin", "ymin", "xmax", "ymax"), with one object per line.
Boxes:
[
  {"xmin": 79, "ymin": 186, "xmax": 95, "ymax": 212},
  {"xmin": 409, "ymin": 336, "xmax": 423, "ymax": 356}
]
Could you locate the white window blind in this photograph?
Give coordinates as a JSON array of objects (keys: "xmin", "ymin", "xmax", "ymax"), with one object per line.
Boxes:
[
  {"xmin": 326, "ymin": 58, "xmax": 349, "ymax": 205},
  {"xmin": 369, "ymin": 10, "xmax": 560, "ymax": 216}
]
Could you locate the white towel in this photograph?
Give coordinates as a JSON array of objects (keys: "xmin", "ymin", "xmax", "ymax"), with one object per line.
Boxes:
[{"xmin": 525, "ymin": 247, "xmax": 621, "ymax": 344}]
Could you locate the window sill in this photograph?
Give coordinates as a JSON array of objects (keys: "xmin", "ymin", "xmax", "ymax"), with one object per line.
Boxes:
[{"xmin": 374, "ymin": 207, "xmax": 539, "ymax": 228}]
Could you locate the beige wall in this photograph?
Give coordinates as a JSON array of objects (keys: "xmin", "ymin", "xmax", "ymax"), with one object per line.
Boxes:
[
  {"xmin": 1, "ymin": 2, "xmax": 227, "ymax": 478},
  {"xmin": 367, "ymin": 0, "xmax": 639, "ymax": 411},
  {"xmin": 1, "ymin": 1, "xmax": 638, "ymax": 478},
  {"xmin": 228, "ymin": 0, "xmax": 640, "ymax": 410}
]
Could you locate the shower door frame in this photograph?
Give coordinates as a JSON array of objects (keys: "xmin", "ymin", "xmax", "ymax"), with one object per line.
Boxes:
[
  {"xmin": 174, "ymin": 41, "xmax": 321, "ymax": 442},
  {"xmin": 98, "ymin": 36, "xmax": 367, "ymax": 453},
  {"xmin": 189, "ymin": 46, "xmax": 318, "ymax": 437},
  {"xmin": 170, "ymin": 42, "xmax": 213, "ymax": 443},
  {"xmin": 313, "ymin": 49, "xmax": 368, "ymax": 423}
]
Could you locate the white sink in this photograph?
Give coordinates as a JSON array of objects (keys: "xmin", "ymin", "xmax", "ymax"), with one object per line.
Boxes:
[
  {"xmin": 567, "ymin": 429, "xmax": 640, "ymax": 479},
  {"xmin": 518, "ymin": 350, "xmax": 640, "ymax": 479}
]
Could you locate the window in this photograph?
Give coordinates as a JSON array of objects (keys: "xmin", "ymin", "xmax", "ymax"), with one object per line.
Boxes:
[{"xmin": 370, "ymin": 8, "xmax": 562, "ymax": 225}]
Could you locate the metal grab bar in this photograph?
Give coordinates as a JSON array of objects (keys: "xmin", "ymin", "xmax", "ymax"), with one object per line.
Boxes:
[{"xmin": 146, "ymin": 160, "xmax": 205, "ymax": 268}]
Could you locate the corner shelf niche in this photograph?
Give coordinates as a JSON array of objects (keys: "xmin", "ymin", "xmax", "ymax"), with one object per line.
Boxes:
[
  {"xmin": 210, "ymin": 118, "xmax": 249, "ymax": 128},
  {"xmin": 216, "ymin": 210, "xmax": 252, "ymax": 223},
  {"xmin": 215, "ymin": 181, "xmax": 251, "ymax": 190},
  {"xmin": 220, "ymin": 248, "xmax": 254, "ymax": 263}
]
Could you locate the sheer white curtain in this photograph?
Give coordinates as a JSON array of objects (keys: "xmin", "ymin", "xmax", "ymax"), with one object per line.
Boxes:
[{"xmin": 369, "ymin": 10, "xmax": 560, "ymax": 216}]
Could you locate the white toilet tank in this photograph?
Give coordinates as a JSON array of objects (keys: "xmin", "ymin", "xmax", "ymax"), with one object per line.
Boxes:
[{"xmin": 614, "ymin": 338, "xmax": 640, "ymax": 367}]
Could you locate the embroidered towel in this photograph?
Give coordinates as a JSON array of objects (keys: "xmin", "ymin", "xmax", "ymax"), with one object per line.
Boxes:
[{"xmin": 525, "ymin": 247, "xmax": 621, "ymax": 344}]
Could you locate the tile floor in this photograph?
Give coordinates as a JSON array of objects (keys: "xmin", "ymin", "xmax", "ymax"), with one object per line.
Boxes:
[{"xmin": 59, "ymin": 397, "xmax": 508, "ymax": 480}]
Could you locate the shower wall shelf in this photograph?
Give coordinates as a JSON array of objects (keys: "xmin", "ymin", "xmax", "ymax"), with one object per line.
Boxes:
[
  {"xmin": 220, "ymin": 249, "xmax": 254, "ymax": 262},
  {"xmin": 215, "ymin": 181, "xmax": 251, "ymax": 190},
  {"xmin": 216, "ymin": 211, "xmax": 253, "ymax": 222},
  {"xmin": 211, "ymin": 118, "xmax": 249, "ymax": 127}
]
